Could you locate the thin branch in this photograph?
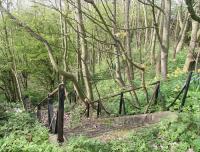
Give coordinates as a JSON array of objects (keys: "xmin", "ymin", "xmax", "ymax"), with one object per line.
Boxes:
[
  {"xmin": 138, "ymin": 0, "xmax": 164, "ymax": 14},
  {"xmin": 84, "ymin": 0, "xmax": 145, "ymax": 71}
]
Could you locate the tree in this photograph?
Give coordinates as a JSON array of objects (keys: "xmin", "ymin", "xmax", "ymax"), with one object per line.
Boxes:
[
  {"xmin": 76, "ymin": 0, "xmax": 94, "ymax": 101},
  {"xmin": 173, "ymin": 11, "xmax": 189, "ymax": 58},
  {"xmin": 0, "ymin": 3, "xmax": 88, "ymax": 105},
  {"xmin": 161, "ymin": 0, "xmax": 171, "ymax": 80},
  {"xmin": 184, "ymin": 1, "xmax": 200, "ymax": 71},
  {"xmin": 189, "ymin": 21, "xmax": 199, "ymax": 53},
  {"xmin": 112, "ymin": 0, "xmax": 125, "ymax": 87},
  {"xmin": 185, "ymin": 0, "xmax": 200, "ymax": 23}
]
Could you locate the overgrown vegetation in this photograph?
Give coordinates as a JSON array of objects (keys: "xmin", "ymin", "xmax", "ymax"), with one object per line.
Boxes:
[
  {"xmin": 1, "ymin": 109, "xmax": 200, "ymax": 152},
  {"xmin": 0, "ymin": 0, "xmax": 200, "ymax": 151},
  {"xmin": 0, "ymin": 111, "xmax": 62, "ymax": 152},
  {"xmin": 65, "ymin": 113, "xmax": 200, "ymax": 152}
]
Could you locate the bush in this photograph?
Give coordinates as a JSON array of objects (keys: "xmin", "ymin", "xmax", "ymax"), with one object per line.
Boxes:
[
  {"xmin": 0, "ymin": 112, "xmax": 62, "ymax": 152},
  {"xmin": 66, "ymin": 136, "xmax": 111, "ymax": 152},
  {"xmin": 67, "ymin": 105, "xmax": 85, "ymax": 128}
]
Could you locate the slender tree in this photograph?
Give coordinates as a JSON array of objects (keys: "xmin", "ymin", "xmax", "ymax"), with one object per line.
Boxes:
[{"xmin": 161, "ymin": 0, "xmax": 171, "ymax": 80}]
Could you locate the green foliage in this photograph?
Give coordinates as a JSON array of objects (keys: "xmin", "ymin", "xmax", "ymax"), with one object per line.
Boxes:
[
  {"xmin": 0, "ymin": 104, "xmax": 8, "ymax": 133},
  {"xmin": 64, "ymin": 113, "xmax": 200, "ymax": 152},
  {"xmin": 66, "ymin": 136, "xmax": 110, "ymax": 152},
  {"xmin": 0, "ymin": 112, "xmax": 62, "ymax": 152},
  {"xmin": 24, "ymin": 90, "xmax": 43, "ymax": 106},
  {"xmin": 67, "ymin": 105, "xmax": 85, "ymax": 128},
  {"xmin": 0, "ymin": 2, "xmax": 199, "ymax": 152}
]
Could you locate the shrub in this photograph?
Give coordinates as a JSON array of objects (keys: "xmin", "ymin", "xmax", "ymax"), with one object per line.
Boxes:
[{"xmin": 0, "ymin": 112, "xmax": 62, "ymax": 152}]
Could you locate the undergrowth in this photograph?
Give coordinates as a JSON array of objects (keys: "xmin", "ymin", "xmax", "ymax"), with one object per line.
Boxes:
[
  {"xmin": 65, "ymin": 113, "xmax": 200, "ymax": 152},
  {"xmin": 0, "ymin": 112, "xmax": 62, "ymax": 152},
  {"xmin": 1, "ymin": 110, "xmax": 200, "ymax": 152}
]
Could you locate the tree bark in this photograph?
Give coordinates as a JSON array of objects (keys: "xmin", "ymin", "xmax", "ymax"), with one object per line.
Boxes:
[
  {"xmin": 185, "ymin": 0, "xmax": 200, "ymax": 23},
  {"xmin": 161, "ymin": 0, "xmax": 171, "ymax": 80},
  {"xmin": 59, "ymin": 0, "xmax": 68, "ymax": 74},
  {"xmin": 143, "ymin": 4, "xmax": 148, "ymax": 51},
  {"xmin": 113, "ymin": 0, "xmax": 125, "ymax": 87},
  {"xmin": 76, "ymin": 0, "xmax": 94, "ymax": 101},
  {"xmin": 173, "ymin": 12, "xmax": 189, "ymax": 58},
  {"xmin": 151, "ymin": 9, "xmax": 161, "ymax": 65},
  {"xmin": 184, "ymin": 20, "xmax": 199, "ymax": 71},
  {"xmin": 124, "ymin": 0, "xmax": 134, "ymax": 82}
]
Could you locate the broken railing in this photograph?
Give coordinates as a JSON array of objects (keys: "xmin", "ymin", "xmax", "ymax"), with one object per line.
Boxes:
[
  {"xmin": 167, "ymin": 72, "xmax": 200, "ymax": 112},
  {"xmin": 91, "ymin": 81, "xmax": 161, "ymax": 117},
  {"xmin": 35, "ymin": 81, "xmax": 161, "ymax": 143},
  {"xmin": 33, "ymin": 71, "xmax": 199, "ymax": 144}
]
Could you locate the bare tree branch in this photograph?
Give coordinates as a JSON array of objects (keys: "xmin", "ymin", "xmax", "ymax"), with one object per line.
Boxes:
[
  {"xmin": 185, "ymin": 0, "xmax": 200, "ymax": 23},
  {"xmin": 138, "ymin": 0, "xmax": 164, "ymax": 14}
]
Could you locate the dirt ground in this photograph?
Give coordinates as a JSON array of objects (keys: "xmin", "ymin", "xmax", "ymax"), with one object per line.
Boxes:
[{"xmin": 63, "ymin": 111, "xmax": 178, "ymax": 141}]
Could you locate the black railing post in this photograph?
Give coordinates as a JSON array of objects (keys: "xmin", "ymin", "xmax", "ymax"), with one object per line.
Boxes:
[
  {"xmin": 86, "ymin": 102, "xmax": 90, "ymax": 118},
  {"xmin": 179, "ymin": 72, "xmax": 193, "ymax": 112},
  {"xmin": 154, "ymin": 81, "xmax": 160, "ymax": 104},
  {"xmin": 97, "ymin": 101, "xmax": 101, "ymax": 118},
  {"xmin": 119, "ymin": 93, "xmax": 126, "ymax": 115},
  {"xmin": 57, "ymin": 84, "xmax": 65, "ymax": 143},
  {"xmin": 167, "ymin": 84, "xmax": 186, "ymax": 110},
  {"xmin": 122, "ymin": 96, "xmax": 126, "ymax": 115},
  {"xmin": 48, "ymin": 94, "xmax": 53, "ymax": 132},
  {"xmin": 37, "ymin": 105, "xmax": 41, "ymax": 122},
  {"xmin": 119, "ymin": 92, "xmax": 123, "ymax": 115}
]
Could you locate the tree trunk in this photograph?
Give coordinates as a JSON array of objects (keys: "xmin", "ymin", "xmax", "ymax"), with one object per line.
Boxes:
[
  {"xmin": 59, "ymin": 0, "xmax": 68, "ymax": 74},
  {"xmin": 184, "ymin": 20, "xmax": 199, "ymax": 71},
  {"xmin": 173, "ymin": 12, "xmax": 189, "ymax": 58},
  {"xmin": 151, "ymin": 9, "xmax": 161, "ymax": 65},
  {"xmin": 113, "ymin": 0, "xmax": 125, "ymax": 87},
  {"xmin": 124, "ymin": 0, "xmax": 134, "ymax": 82},
  {"xmin": 76, "ymin": 0, "xmax": 94, "ymax": 101},
  {"xmin": 156, "ymin": 1, "xmax": 164, "ymax": 78},
  {"xmin": 161, "ymin": 0, "xmax": 171, "ymax": 80},
  {"xmin": 143, "ymin": 4, "xmax": 148, "ymax": 51}
]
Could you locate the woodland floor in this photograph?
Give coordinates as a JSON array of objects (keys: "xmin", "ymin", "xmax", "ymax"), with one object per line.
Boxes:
[{"xmin": 46, "ymin": 111, "xmax": 178, "ymax": 143}]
